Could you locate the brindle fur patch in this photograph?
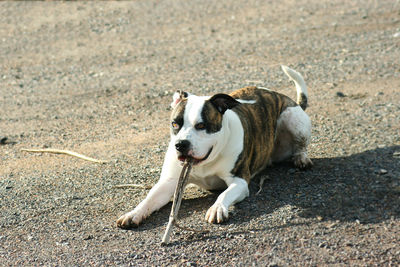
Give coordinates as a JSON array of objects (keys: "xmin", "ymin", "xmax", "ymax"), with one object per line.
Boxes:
[
  {"xmin": 230, "ymin": 86, "xmax": 297, "ymax": 182},
  {"xmin": 298, "ymin": 92, "xmax": 308, "ymax": 110},
  {"xmin": 170, "ymin": 99, "xmax": 187, "ymax": 135},
  {"xmin": 201, "ymin": 101, "xmax": 223, "ymax": 133}
]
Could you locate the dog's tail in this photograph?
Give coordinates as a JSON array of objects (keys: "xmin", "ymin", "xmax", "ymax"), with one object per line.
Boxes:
[{"xmin": 281, "ymin": 65, "xmax": 308, "ymax": 110}]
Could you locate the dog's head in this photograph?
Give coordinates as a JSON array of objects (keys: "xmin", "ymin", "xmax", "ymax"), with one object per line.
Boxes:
[{"xmin": 170, "ymin": 90, "xmax": 240, "ymax": 165}]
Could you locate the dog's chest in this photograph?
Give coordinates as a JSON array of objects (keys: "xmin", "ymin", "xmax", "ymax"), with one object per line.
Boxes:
[{"xmin": 188, "ymin": 173, "xmax": 227, "ymax": 190}]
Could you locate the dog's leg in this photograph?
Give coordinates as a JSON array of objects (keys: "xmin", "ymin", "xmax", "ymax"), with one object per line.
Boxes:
[
  {"xmin": 117, "ymin": 143, "xmax": 181, "ymax": 229},
  {"xmin": 273, "ymin": 106, "xmax": 313, "ymax": 169},
  {"xmin": 293, "ymin": 143, "xmax": 313, "ymax": 169},
  {"xmin": 287, "ymin": 106, "xmax": 313, "ymax": 169},
  {"xmin": 205, "ymin": 177, "xmax": 249, "ymax": 224},
  {"xmin": 116, "ymin": 176, "xmax": 178, "ymax": 228}
]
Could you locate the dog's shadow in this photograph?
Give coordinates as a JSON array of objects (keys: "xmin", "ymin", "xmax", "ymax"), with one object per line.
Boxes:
[
  {"xmin": 243, "ymin": 145, "xmax": 400, "ymax": 224},
  {"xmin": 129, "ymin": 145, "xmax": 400, "ymax": 233}
]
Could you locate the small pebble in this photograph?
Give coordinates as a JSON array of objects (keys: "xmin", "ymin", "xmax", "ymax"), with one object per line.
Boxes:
[
  {"xmin": 0, "ymin": 137, "xmax": 8, "ymax": 145},
  {"xmin": 83, "ymin": 235, "xmax": 93, "ymax": 240},
  {"xmin": 378, "ymin": 169, "xmax": 388, "ymax": 175},
  {"xmin": 336, "ymin": 91, "xmax": 346, "ymax": 97},
  {"xmin": 318, "ymin": 242, "xmax": 327, "ymax": 248}
]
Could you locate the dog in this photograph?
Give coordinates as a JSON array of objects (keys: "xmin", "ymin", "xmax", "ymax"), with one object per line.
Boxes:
[{"xmin": 117, "ymin": 66, "xmax": 312, "ymax": 228}]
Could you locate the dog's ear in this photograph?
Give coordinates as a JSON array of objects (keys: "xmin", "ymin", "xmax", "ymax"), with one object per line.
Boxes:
[
  {"xmin": 209, "ymin": 93, "xmax": 240, "ymax": 114},
  {"xmin": 171, "ymin": 90, "xmax": 190, "ymax": 109}
]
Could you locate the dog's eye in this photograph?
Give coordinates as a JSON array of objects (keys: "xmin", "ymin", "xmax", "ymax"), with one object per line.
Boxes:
[
  {"xmin": 195, "ymin": 122, "xmax": 206, "ymax": 130},
  {"xmin": 171, "ymin": 121, "xmax": 180, "ymax": 130}
]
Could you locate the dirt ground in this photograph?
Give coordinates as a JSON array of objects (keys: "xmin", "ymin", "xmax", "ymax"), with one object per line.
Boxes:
[{"xmin": 1, "ymin": 0, "xmax": 399, "ymax": 266}]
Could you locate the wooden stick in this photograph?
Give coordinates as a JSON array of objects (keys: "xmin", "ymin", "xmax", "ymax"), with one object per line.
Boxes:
[
  {"xmin": 21, "ymin": 148, "xmax": 107, "ymax": 164},
  {"xmin": 112, "ymin": 184, "xmax": 153, "ymax": 190},
  {"xmin": 161, "ymin": 158, "xmax": 193, "ymax": 245}
]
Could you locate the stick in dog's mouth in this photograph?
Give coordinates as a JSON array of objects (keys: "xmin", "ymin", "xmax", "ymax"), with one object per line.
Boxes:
[
  {"xmin": 161, "ymin": 158, "xmax": 193, "ymax": 245},
  {"xmin": 178, "ymin": 147, "xmax": 213, "ymax": 165}
]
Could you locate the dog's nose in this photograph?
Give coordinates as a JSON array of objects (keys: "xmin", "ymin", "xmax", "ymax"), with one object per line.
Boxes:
[{"xmin": 175, "ymin": 140, "xmax": 190, "ymax": 153}]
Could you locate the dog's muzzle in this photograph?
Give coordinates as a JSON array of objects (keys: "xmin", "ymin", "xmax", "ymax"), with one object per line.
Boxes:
[
  {"xmin": 175, "ymin": 140, "xmax": 213, "ymax": 165},
  {"xmin": 175, "ymin": 140, "xmax": 191, "ymax": 154}
]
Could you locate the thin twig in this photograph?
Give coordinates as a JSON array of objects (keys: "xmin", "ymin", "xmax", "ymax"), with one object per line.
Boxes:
[
  {"xmin": 174, "ymin": 221, "xmax": 210, "ymax": 233},
  {"xmin": 21, "ymin": 148, "xmax": 107, "ymax": 164},
  {"xmin": 112, "ymin": 184, "xmax": 153, "ymax": 190},
  {"xmin": 256, "ymin": 175, "xmax": 268, "ymax": 195}
]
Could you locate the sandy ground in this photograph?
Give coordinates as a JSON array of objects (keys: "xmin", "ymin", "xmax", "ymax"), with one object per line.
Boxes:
[{"xmin": 1, "ymin": 0, "xmax": 399, "ymax": 266}]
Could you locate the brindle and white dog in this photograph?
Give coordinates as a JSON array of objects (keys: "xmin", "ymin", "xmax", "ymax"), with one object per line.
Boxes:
[{"xmin": 117, "ymin": 66, "xmax": 312, "ymax": 228}]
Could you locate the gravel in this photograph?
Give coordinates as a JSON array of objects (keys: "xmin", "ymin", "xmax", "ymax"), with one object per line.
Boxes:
[{"xmin": 1, "ymin": 0, "xmax": 399, "ymax": 266}]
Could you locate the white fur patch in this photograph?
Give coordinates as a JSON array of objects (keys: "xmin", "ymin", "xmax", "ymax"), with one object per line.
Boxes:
[
  {"xmin": 272, "ymin": 105, "xmax": 311, "ymax": 162},
  {"xmin": 237, "ymin": 99, "xmax": 256, "ymax": 104},
  {"xmin": 280, "ymin": 106, "xmax": 311, "ymax": 139},
  {"xmin": 257, "ymin": 86, "xmax": 271, "ymax": 91}
]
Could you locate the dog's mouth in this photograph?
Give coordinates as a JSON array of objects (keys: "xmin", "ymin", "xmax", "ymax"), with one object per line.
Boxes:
[{"xmin": 178, "ymin": 147, "xmax": 213, "ymax": 165}]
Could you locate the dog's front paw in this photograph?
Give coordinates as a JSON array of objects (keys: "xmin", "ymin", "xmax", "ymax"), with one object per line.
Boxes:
[
  {"xmin": 116, "ymin": 210, "xmax": 144, "ymax": 229},
  {"xmin": 294, "ymin": 153, "xmax": 313, "ymax": 169},
  {"xmin": 205, "ymin": 203, "xmax": 229, "ymax": 224}
]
